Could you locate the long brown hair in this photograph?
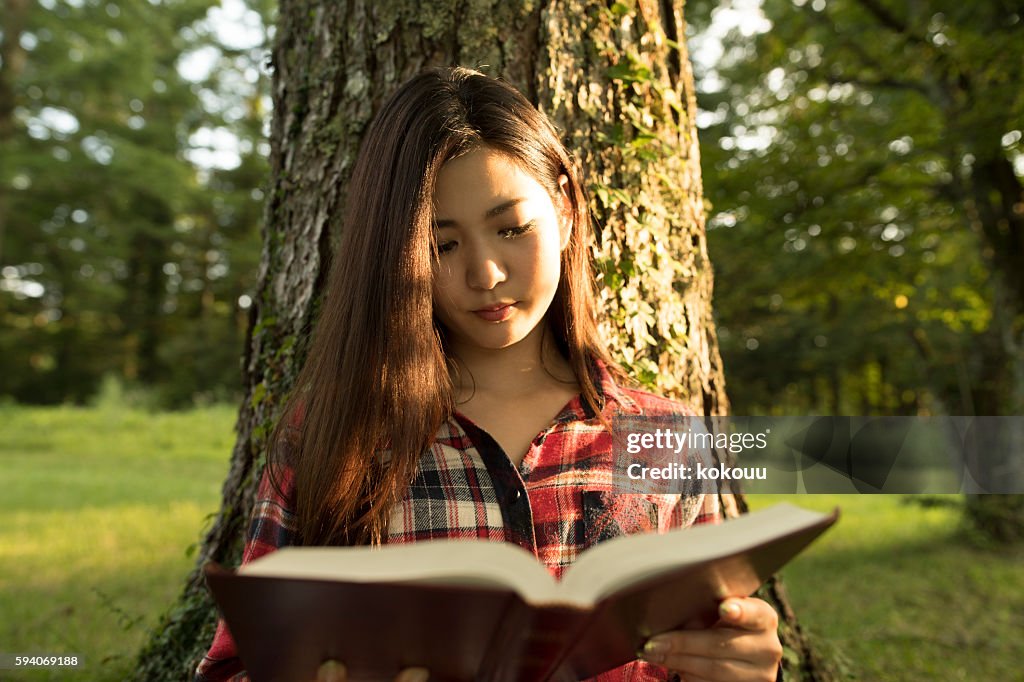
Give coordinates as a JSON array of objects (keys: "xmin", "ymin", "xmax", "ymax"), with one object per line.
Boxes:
[{"xmin": 269, "ymin": 66, "xmax": 622, "ymax": 546}]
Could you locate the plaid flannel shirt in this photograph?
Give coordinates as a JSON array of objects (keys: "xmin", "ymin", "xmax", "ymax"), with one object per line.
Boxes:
[{"xmin": 196, "ymin": 362, "xmax": 721, "ymax": 682}]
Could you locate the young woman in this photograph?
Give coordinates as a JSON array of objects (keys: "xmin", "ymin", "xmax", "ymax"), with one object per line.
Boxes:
[{"xmin": 196, "ymin": 66, "xmax": 783, "ymax": 682}]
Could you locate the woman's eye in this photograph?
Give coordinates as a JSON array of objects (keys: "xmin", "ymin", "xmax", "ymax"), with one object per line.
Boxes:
[
  {"xmin": 500, "ymin": 220, "xmax": 537, "ymax": 239},
  {"xmin": 437, "ymin": 240, "xmax": 457, "ymax": 255}
]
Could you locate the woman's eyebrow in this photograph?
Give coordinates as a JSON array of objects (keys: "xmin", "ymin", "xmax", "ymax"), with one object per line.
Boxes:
[{"xmin": 434, "ymin": 197, "xmax": 527, "ymax": 228}]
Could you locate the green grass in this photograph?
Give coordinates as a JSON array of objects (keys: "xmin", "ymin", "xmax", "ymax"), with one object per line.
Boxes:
[
  {"xmin": 0, "ymin": 403, "xmax": 235, "ymax": 681},
  {"xmin": 2, "ymin": 405, "xmax": 1022, "ymax": 681},
  {"xmin": 748, "ymin": 495, "xmax": 1024, "ymax": 681}
]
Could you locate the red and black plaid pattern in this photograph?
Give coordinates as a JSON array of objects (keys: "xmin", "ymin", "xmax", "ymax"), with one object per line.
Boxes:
[{"xmin": 196, "ymin": 362, "xmax": 721, "ymax": 682}]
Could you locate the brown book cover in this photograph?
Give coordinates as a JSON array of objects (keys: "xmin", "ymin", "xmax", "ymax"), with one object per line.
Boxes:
[{"xmin": 204, "ymin": 503, "xmax": 838, "ymax": 682}]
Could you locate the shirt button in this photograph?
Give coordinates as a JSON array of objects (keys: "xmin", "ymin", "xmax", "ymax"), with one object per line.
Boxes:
[{"xmin": 512, "ymin": 489, "xmax": 523, "ymax": 503}]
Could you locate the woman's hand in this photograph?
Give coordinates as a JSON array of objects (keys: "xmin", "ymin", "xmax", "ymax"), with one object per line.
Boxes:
[
  {"xmin": 315, "ymin": 661, "xmax": 429, "ymax": 682},
  {"xmin": 638, "ymin": 597, "xmax": 782, "ymax": 682}
]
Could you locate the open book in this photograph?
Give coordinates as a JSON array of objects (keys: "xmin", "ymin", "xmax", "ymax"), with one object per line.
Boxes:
[{"xmin": 204, "ymin": 503, "xmax": 838, "ymax": 682}]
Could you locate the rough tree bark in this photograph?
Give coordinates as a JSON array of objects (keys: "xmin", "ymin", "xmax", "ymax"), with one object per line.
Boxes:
[{"xmin": 133, "ymin": 1, "xmax": 839, "ymax": 679}]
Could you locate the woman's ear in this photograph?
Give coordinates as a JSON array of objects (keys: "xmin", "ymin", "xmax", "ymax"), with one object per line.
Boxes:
[{"xmin": 557, "ymin": 174, "xmax": 572, "ymax": 250}]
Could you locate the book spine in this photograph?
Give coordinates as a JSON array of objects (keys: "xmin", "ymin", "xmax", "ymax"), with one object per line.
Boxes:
[
  {"xmin": 475, "ymin": 602, "xmax": 587, "ymax": 682},
  {"xmin": 473, "ymin": 595, "xmax": 531, "ymax": 682},
  {"xmin": 534, "ymin": 604, "xmax": 607, "ymax": 682}
]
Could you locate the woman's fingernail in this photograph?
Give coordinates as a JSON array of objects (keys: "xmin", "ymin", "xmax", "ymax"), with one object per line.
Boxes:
[
  {"xmin": 398, "ymin": 668, "xmax": 430, "ymax": 682},
  {"xmin": 639, "ymin": 638, "xmax": 669, "ymax": 662},
  {"xmin": 719, "ymin": 600, "xmax": 742, "ymax": 620},
  {"xmin": 317, "ymin": 660, "xmax": 346, "ymax": 682}
]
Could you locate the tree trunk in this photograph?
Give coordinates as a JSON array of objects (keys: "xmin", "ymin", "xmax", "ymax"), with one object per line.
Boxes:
[
  {"xmin": 961, "ymin": 147, "xmax": 1024, "ymax": 540},
  {"xmin": 132, "ymin": 1, "xmax": 836, "ymax": 678},
  {"xmin": 0, "ymin": 0, "xmax": 31, "ymax": 268}
]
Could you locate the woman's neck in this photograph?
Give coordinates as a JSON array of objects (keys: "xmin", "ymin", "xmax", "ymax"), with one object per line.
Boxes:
[{"xmin": 448, "ymin": 324, "xmax": 577, "ymax": 401}]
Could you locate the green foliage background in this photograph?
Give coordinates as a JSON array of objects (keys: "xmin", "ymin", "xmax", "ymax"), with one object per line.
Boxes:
[
  {"xmin": 687, "ymin": 0, "xmax": 1023, "ymax": 417},
  {"xmin": 3, "ymin": 0, "xmax": 1021, "ymax": 418},
  {"xmin": 1, "ymin": 0, "xmax": 271, "ymax": 408}
]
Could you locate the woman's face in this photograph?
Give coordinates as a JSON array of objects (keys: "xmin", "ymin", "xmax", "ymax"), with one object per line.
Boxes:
[{"xmin": 431, "ymin": 146, "xmax": 570, "ymax": 354}]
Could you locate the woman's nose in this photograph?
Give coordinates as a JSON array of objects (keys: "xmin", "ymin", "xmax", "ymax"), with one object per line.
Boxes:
[{"xmin": 465, "ymin": 246, "xmax": 507, "ymax": 290}]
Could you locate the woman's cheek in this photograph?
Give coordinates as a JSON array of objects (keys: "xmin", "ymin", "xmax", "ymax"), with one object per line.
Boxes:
[
  {"xmin": 531, "ymin": 240, "xmax": 563, "ymax": 301},
  {"xmin": 431, "ymin": 277, "xmax": 459, "ymax": 327}
]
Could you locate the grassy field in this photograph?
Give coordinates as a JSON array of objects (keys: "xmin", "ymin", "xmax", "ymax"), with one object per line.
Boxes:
[
  {"xmin": 747, "ymin": 495, "xmax": 1024, "ymax": 680},
  {"xmin": 1, "ymin": 403, "xmax": 235, "ymax": 681},
  {"xmin": 2, "ymin": 403, "xmax": 1022, "ymax": 680}
]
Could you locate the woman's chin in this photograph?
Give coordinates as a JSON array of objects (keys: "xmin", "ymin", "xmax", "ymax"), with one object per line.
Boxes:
[{"xmin": 447, "ymin": 322, "xmax": 541, "ymax": 353}]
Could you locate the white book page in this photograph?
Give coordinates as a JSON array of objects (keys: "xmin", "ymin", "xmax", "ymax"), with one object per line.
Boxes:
[
  {"xmin": 235, "ymin": 503, "xmax": 830, "ymax": 608},
  {"xmin": 559, "ymin": 503, "xmax": 830, "ymax": 603},
  {"xmin": 239, "ymin": 539, "xmax": 563, "ymax": 603}
]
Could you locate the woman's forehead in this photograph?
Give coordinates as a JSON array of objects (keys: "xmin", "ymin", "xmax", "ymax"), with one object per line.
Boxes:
[{"xmin": 432, "ymin": 148, "xmax": 548, "ymax": 220}]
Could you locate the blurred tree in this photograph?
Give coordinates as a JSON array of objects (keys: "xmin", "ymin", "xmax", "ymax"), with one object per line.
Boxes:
[
  {"xmin": 689, "ymin": 0, "xmax": 1023, "ymax": 536},
  {"xmin": 135, "ymin": 1, "xmax": 837, "ymax": 680},
  {"xmin": 151, "ymin": 0, "xmax": 273, "ymax": 406},
  {"xmin": 0, "ymin": 0, "xmax": 269, "ymax": 406}
]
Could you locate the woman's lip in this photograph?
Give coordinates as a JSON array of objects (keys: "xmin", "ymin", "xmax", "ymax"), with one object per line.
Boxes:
[{"xmin": 473, "ymin": 303, "xmax": 516, "ymax": 322}]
